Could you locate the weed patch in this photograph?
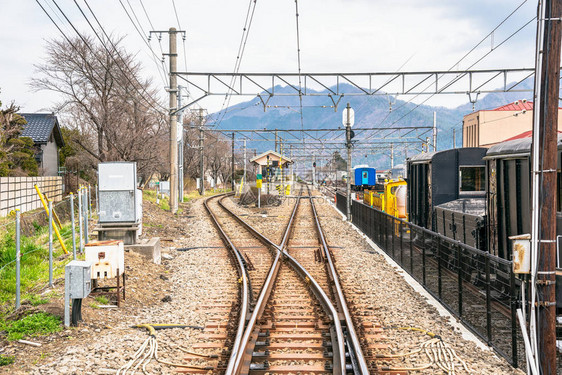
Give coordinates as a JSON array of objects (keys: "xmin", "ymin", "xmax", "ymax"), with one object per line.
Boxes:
[
  {"xmin": 1, "ymin": 312, "xmax": 62, "ymax": 341},
  {"xmin": 0, "ymin": 354, "xmax": 15, "ymax": 366}
]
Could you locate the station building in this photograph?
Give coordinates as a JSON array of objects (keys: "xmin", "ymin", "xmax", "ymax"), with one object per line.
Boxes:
[{"xmin": 462, "ymin": 101, "xmax": 562, "ymax": 148}]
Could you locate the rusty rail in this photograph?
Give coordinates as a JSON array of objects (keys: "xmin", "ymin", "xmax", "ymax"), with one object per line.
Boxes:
[
  {"xmin": 216, "ymin": 186, "xmax": 348, "ymax": 375},
  {"xmin": 308, "ymin": 186, "xmax": 370, "ymax": 374}
]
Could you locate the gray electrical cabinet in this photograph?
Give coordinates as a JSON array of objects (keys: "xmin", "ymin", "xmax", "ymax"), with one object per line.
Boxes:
[
  {"xmin": 98, "ymin": 162, "xmax": 140, "ymax": 223},
  {"xmin": 65, "ymin": 260, "xmax": 92, "ymax": 299}
]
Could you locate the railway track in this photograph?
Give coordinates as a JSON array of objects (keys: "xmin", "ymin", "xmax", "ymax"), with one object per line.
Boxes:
[{"xmin": 179, "ymin": 186, "xmax": 407, "ymax": 374}]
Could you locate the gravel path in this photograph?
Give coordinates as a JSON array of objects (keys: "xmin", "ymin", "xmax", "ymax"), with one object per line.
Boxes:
[
  {"xmin": 314, "ymin": 194, "xmax": 524, "ymax": 375},
  {"xmin": 19, "ymin": 197, "xmax": 236, "ymax": 375}
]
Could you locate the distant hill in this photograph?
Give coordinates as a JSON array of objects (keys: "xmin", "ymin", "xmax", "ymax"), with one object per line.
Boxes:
[{"xmin": 211, "ymin": 78, "xmax": 535, "ymax": 169}]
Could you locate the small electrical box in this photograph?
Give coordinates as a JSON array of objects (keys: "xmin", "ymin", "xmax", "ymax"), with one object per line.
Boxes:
[
  {"xmin": 65, "ymin": 260, "xmax": 92, "ymax": 299},
  {"xmin": 510, "ymin": 234, "xmax": 531, "ymax": 274},
  {"xmin": 85, "ymin": 240, "xmax": 125, "ymax": 279}
]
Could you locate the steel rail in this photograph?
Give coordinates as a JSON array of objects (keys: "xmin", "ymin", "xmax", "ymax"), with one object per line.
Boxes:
[
  {"xmin": 203, "ymin": 193, "xmax": 250, "ymax": 374},
  {"xmin": 309, "ymin": 187, "xmax": 370, "ymax": 374},
  {"xmin": 220, "ymin": 187, "xmax": 347, "ymax": 375}
]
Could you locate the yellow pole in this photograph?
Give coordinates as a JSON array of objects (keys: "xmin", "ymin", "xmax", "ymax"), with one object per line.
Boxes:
[
  {"xmin": 34, "ymin": 185, "xmax": 68, "ymax": 254},
  {"xmin": 34, "ymin": 184, "xmax": 62, "ymax": 229}
]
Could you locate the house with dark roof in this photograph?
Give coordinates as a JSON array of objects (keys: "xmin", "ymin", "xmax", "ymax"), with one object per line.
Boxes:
[
  {"xmin": 462, "ymin": 101, "xmax": 562, "ymax": 148},
  {"xmin": 20, "ymin": 113, "xmax": 65, "ymax": 176}
]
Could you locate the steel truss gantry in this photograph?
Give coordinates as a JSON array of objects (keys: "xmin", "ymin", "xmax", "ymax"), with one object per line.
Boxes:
[{"xmin": 174, "ymin": 67, "xmax": 538, "ymax": 113}]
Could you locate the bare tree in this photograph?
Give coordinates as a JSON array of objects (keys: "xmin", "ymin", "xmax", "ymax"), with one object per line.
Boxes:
[{"xmin": 31, "ymin": 35, "xmax": 167, "ymax": 181}]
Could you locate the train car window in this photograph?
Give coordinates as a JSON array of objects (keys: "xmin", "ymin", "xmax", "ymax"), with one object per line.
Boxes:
[{"xmin": 459, "ymin": 166, "xmax": 485, "ymax": 192}]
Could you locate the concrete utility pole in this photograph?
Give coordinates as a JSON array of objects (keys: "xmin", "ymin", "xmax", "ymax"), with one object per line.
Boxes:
[
  {"xmin": 177, "ymin": 85, "xmax": 184, "ymax": 204},
  {"xmin": 531, "ymin": 0, "xmax": 561, "ymax": 372},
  {"xmin": 168, "ymin": 28, "xmax": 178, "ymax": 213},
  {"xmin": 433, "ymin": 111, "xmax": 437, "ymax": 152},
  {"xmin": 199, "ymin": 109, "xmax": 205, "ymax": 196},
  {"xmin": 243, "ymin": 139, "xmax": 247, "ymax": 186},
  {"xmin": 275, "ymin": 129, "xmax": 278, "ymax": 153},
  {"xmin": 231, "ymin": 133, "xmax": 235, "ymax": 191}
]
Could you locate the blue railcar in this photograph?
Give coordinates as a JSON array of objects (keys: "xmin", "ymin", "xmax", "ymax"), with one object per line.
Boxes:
[{"xmin": 353, "ymin": 167, "xmax": 376, "ymax": 190}]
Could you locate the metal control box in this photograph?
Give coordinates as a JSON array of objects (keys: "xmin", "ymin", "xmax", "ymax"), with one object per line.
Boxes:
[
  {"xmin": 65, "ymin": 260, "xmax": 92, "ymax": 299},
  {"xmin": 98, "ymin": 162, "xmax": 140, "ymax": 224}
]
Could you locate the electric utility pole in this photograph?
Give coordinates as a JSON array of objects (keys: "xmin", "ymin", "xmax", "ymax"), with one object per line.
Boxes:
[
  {"xmin": 231, "ymin": 133, "xmax": 235, "ymax": 191},
  {"xmin": 531, "ymin": 0, "xmax": 561, "ymax": 372},
  {"xmin": 151, "ymin": 28, "xmax": 185, "ymax": 214},
  {"xmin": 243, "ymin": 139, "xmax": 247, "ymax": 186},
  {"xmin": 199, "ymin": 108, "xmax": 205, "ymax": 196},
  {"xmin": 168, "ymin": 28, "xmax": 178, "ymax": 213}
]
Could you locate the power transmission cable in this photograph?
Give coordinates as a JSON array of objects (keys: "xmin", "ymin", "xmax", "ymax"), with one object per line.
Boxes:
[
  {"xmin": 37, "ymin": 0, "xmax": 165, "ymax": 116},
  {"xmin": 294, "ymin": 0, "xmax": 305, "ymax": 147},
  {"xmin": 137, "ymin": 0, "xmax": 170, "ymax": 85},
  {"xmin": 117, "ymin": 0, "xmax": 171, "ymax": 81},
  {"xmin": 367, "ymin": 0, "xmax": 532, "ymax": 137},
  {"xmin": 76, "ymin": 0, "xmax": 167, "ymax": 113},
  {"xmin": 213, "ymin": 0, "xmax": 258, "ymax": 128}
]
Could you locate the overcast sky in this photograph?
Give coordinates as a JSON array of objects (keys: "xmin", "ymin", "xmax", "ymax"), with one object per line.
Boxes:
[{"xmin": 0, "ymin": 0, "xmax": 538, "ymax": 114}]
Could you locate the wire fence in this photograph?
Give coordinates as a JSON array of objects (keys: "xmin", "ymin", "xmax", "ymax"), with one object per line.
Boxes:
[
  {"xmin": 0, "ymin": 185, "xmax": 95, "ymax": 310},
  {"xmin": 335, "ymin": 192, "xmax": 524, "ymax": 369}
]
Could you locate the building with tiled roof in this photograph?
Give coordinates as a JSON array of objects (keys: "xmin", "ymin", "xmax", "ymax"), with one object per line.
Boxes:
[
  {"xmin": 19, "ymin": 113, "xmax": 65, "ymax": 176},
  {"xmin": 462, "ymin": 100, "xmax": 562, "ymax": 148}
]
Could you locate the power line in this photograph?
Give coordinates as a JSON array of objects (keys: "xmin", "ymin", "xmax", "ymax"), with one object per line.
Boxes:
[
  {"xmin": 214, "ymin": 0, "xmax": 258, "ymax": 128},
  {"xmin": 76, "ymin": 0, "xmax": 167, "ymax": 113},
  {"xmin": 294, "ymin": 0, "xmax": 305, "ymax": 145}
]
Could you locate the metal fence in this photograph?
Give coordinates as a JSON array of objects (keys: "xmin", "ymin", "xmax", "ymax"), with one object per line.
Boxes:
[
  {"xmin": 335, "ymin": 192, "xmax": 522, "ymax": 368},
  {"xmin": 0, "ymin": 186, "xmax": 94, "ymax": 310}
]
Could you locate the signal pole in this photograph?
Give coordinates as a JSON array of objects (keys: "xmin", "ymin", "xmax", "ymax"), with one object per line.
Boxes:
[
  {"xmin": 344, "ymin": 103, "xmax": 354, "ymax": 221},
  {"xmin": 433, "ymin": 111, "xmax": 437, "ymax": 152}
]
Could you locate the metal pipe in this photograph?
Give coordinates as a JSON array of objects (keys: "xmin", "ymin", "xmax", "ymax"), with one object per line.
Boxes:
[
  {"xmin": 15, "ymin": 209, "xmax": 21, "ymax": 309},
  {"xmin": 48, "ymin": 200, "xmax": 53, "ymax": 287},
  {"xmin": 70, "ymin": 193, "xmax": 76, "ymax": 260}
]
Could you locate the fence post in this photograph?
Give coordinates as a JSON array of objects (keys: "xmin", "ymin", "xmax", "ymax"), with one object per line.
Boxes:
[
  {"xmin": 88, "ymin": 185, "xmax": 92, "ymax": 219},
  {"xmin": 422, "ymin": 230, "xmax": 426, "ymax": 286},
  {"xmin": 399, "ymin": 220, "xmax": 404, "ymax": 265},
  {"xmin": 409, "ymin": 223, "xmax": 413, "ymax": 274},
  {"xmin": 510, "ymin": 265, "xmax": 518, "ymax": 366},
  {"xmin": 15, "ymin": 209, "xmax": 21, "ymax": 309},
  {"xmin": 48, "ymin": 200, "xmax": 53, "ymax": 287},
  {"xmin": 485, "ymin": 255, "xmax": 492, "ymax": 345},
  {"xmin": 95, "ymin": 184, "xmax": 99, "ymax": 216},
  {"xmin": 457, "ymin": 243, "xmax": 463, "ymax": 317},
  {"xmin": 437, "ymin": 236, "xmax": 442, "ymax": 299},
  {"xmin": 391, "ymin": 217, "xmax": 396, "ymax": 259},
  {"xmin": 78, "ymin": 188, "xmax": 84, "ymax": 253},
  {"xmin": 70, "ymin": 193, "xmax": 76, "ymax": 260},
  {"xmin": 83, "ymin": 188, "xmax": 89, "ymax": 244}
]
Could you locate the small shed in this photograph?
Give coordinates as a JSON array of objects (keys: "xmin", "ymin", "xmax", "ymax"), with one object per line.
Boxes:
[
  {"xmin": 20, "ymin": 113, "xmax": 65, "ymax": 176},
  {"xmin": 250, "ymin": 150, "xmax": 293, "ymax": 177}
]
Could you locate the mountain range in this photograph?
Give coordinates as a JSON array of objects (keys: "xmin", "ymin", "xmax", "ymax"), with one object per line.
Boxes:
[{"xmin": 211, "ymin": 78, "xmax": 535, "ymax": 169}]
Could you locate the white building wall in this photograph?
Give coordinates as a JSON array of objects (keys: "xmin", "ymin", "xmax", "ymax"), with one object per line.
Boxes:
[{"xmin": 41, "ymin": 140, "xmax": 59, "ymax": 176}]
